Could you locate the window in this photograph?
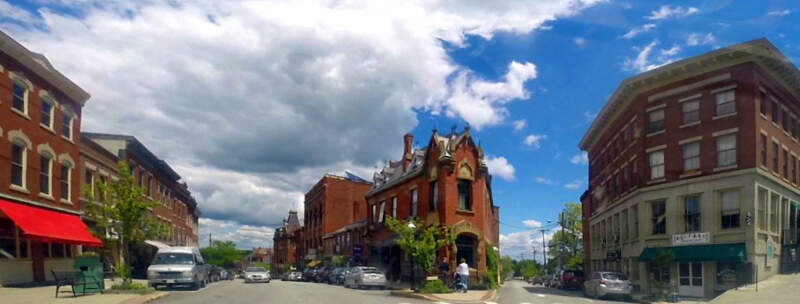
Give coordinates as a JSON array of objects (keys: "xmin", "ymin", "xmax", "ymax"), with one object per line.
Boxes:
[
  {"xmin": 39, "ymin": 155, "xmax": 52, "ymax": 195},
  {"xmin": 760, "ymin": 91, "xmax": 768, "ymax": 115},
  {"xmin": 41, "ymin": 100, "xmax": 54, "ymax": 129},
  {"xmin": 792, "ymin": 117, "xmax": 798, "ymax": 138},
  {"xmin": 721, "ymin": 190, "xmax": 740, "ymax": 229},
  {"xmin": 758, "ymin": 188, "xmax": 767, "ymax": 230},
  {"xmin": 60, "ymin": 165, "xmax": 71, "ymax": 201},
  {"xmin": 773, "ymin": 142, "xmax": 779, "ymax": 171},
  {"xmin": 778, "ymin": 107, "xmax": 783, "ymax": 126},
  {"xmin": 85, "ymin": 171, "xmax": 94, "ymax": 198},
  {"xmin": 684, "ymin": 195, "xmax": 701, "ymax": 232},
  {"xmin": 147, "ymin": 176, "xmax": 153, "ymax": 197},
  {"xmin": 378, "ymin": 201, "xmax": 385, "ymax": 223},
  {"xmin": 649, "ymin": 150, "xmax": 665, "ymax": 180},
  {"xmin": 11, "ymin": 144, "xmax": 26, "ymax": 188},
  {"xmin": 391, "ymin": 197, "xmax": 397, "ymax": 218},
  {"xmin": 793, "ymin": 155, "xmax": 797, "ymax": 183},
  {"xmin": 430, "ymin": 182, "xmax": 438, "ymax": 211},
  {"xmin": 652, "ymin": 200, "xmax": 666, "ymax": 235},
  {"xmin": 761, "ymin": 134, "xmax": 768, "ymax": 167},
  {"xmin": 12, "ymin": 82, "xmax": 27, "ymax": 113},
  {"xmin": 458, "ymin": 180, "xmax": 472, "ymax": 210},
  {"xmin": 772, "ymin": 100, "xmax": 779, "ymax": 123},
  {"xmin": 682, "ymin": 100, "xmax": 700, "ymax": 124},
  {"xmin": 631, "ymin": 205, "xmax": 639, "ymax": 238},
  {"xmin": 1, "ymin": 218, "xmax": 20, "ymax": 259},
  {"xmin": 647, "ymin": 109, "xmax": 665, "ymax": 134},
  {"xmin": 770, "ymin": 193, "xmax": 779, "ymax": 233},
  {"xmin": 621, "ymin": 209, "xmax": 629, "ymax": 241},
  {"xmin": 715, "ymin": 90, "xmax": 735, "ymax": 116},
  {"xmin": 716, "ymin": 134, "xmax": 736, "ymax": 167},
  {"xmin": 683, "ymin": 142, "xmax": 700, "ymax": 172},
  {"xmin": 61, "ymin": 114, "xmax": 72, "ymax": 139},
  {"xmin": 784, "ymin": 111, "xmax": 790, "ymax": 131},
  {"xmin": 371, "ymin": 204, "xmax": 377, "ymax": 223},
  {"xmin": 784, "ymin": 149, "xmax": 789, "ymax": 177},
  {"xmin": 410, "ymin": 188, "xmax": 418, "ymax": 217}
]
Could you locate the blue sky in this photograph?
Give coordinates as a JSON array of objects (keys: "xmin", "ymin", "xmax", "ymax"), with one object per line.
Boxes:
[{"xmin": 1, "ymin": 0, "xmax": 798, "ymax": 257}]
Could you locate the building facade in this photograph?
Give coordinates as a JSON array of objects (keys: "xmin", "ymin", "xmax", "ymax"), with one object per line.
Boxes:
[
  {"xmin": 303, "ymin": 174, "xmax": 371, "ymax": 261},
  {"xmin": 0, "ymin": 30, "xmax": 102, "ymax": 285},
  {"xmin": 364, "ymin": 129, "xmax": 500, "ymax": 283},
  {"xmin": 79, "ymin": 133, "xmax": 121, "ymax": 268},
  {"xmin": 579, "ymin": 38, "xmax": 800, "ymax": 298},
  {"xmin": 272, "ymin": 211, "xmax": 300, "ymax": 271}
]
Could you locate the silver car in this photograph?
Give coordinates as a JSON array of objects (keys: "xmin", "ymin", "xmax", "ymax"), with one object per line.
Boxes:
[
  {"xmin": 244, "ymin": 267, "xmax": 271, "ymax": 283},
  {"xmin": 583, "ymin": 271, "xmax": 633, "ymax": 300},
  {"xmin": 344, "ymin": 266, "xmax": 386, "ymax": 289},
  {"xmin": 147, "ymin": 247, "xmax": 209, "ymax": 290}
]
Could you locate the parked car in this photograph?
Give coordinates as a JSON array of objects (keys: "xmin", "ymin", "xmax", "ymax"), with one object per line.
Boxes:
[
  {"xmin": 285, "ymin": 271, "xmax": 303, "ymax": 281},
  {"xmin": 303, "ymin": 268, "xmax": 319, "ymax": 282},
  {"xmin": 243, "ymin": 267, "xmax": 271, "ymax": 283},
  {"xmin": 343, "ymin": 266, "xmax": 386, "ymax": 289},
  {"xmin": 209, "ymin": 266, "xmax": 224, "ymax": 282},
  {"xmin": 316, "ymin": 267, "xmax": 333, "ymax": 283},
  {"xmin": 147, "ymin": 247, "xmax": 210, "ymax": 290},
  {"xmin": 543, "ymin": 274, "xmax": 555, "ymax": 288},
  {"xmin": 334, "ymin": 268, "xmax": 351, "ymax": 285},
  {"xmin": 327, "ymin": 268, "xmax": 344, "ymax": 284},
  {"xmin": 583, "ymin": 271, "xmax": 633, "ymax": 300},
  {"xmin": 558, "ymin": 269, "xmax": 585, "ymax": 290},
  {"xmin": 530, "ymin": 276, "xmax": 544, "ymax": 285}
]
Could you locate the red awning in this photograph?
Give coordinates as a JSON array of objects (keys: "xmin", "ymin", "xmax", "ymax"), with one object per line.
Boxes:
[{"xmin": 0, "ymin": 199, "xmax": 103, "ymax": 247}]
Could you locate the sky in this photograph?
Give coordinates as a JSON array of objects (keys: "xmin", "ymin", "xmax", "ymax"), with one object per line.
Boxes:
[{"xmin": 1, "ymin": 0, "xmax": 799, "ymax": 261}]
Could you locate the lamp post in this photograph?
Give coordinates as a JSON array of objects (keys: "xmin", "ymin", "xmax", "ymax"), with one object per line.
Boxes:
[{"xmin": 408, "ymin": 222, "xmax": 417, "ymax": 290}]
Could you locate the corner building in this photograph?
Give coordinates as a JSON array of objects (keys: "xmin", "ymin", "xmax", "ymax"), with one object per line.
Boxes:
[
  {"xmin": 579, "ymin": 38, "xmax": 800, "ymax": 298},
  {"xmin": 364, "ymin": 128, "xmax": 500, "ymax": 284}
]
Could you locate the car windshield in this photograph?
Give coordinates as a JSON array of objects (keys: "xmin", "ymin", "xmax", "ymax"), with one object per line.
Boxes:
[
  {"xmin": 152, "ymin": 253, "xmax": 194, "ymax": 265},
  {"xmin": 246, "ymin": 267, "xmax": 266, "ymax": 272},
  {"xmin": 602, "ymin": 273, "xmax": 628, "ymax": 280},
  {"xmin": 360, "ymin": 268, "xmax": 380, "ymax": 274}
]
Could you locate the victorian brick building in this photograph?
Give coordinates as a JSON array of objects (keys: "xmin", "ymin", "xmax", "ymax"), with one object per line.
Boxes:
[
  {"xmin": 580, "ymin": 38, "xmax": 800, "ymax": 298},
  {"xmin": 272, "ymin": 211, "xmax": 300, "ymax": 271},
  {"xmin": 0, "ymin": 30, "xmax": 101, "ymax": 285},
  {"xmin": 364, "ymin": 128, "xmax": 500, "ymax": 283}
]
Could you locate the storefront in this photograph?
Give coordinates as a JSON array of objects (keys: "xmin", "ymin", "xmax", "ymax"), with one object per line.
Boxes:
[{"xmin": 0, "ymin": 199, "xmax": 103, "ymax": 285}]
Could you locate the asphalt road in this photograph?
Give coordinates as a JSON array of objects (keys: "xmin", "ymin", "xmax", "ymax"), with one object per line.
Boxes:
[{"xmin": 152, "ymin": 278, "xmax": 630, "ymax": 304}]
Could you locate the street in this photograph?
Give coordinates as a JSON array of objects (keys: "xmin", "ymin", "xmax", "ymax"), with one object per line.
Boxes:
[{"xmin": 152, "ymin": 279, "xmax": 629, "ymax": 304}]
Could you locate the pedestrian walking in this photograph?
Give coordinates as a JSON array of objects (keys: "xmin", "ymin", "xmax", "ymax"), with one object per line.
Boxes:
[
  {"xmin": 438, "ymin": 257, "xmax": 450, "ymax": 285},
  {"xmin": 456, "ymin": 258, "xmax": 470, "ymax": 293}
]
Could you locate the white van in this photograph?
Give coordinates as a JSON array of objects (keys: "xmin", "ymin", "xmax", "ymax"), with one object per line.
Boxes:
[{"xmin": 147, "ymin": 247, "xmax": 210, "ymax": 290}]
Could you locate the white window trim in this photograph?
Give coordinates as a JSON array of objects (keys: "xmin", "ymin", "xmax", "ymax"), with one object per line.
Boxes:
[
  {"xmin": 8, "ymin": 71, "xmax": 33, "ymax": 118},
  {"xmin": 710, "ymin": 84, "xmax": 738, "ymax": 94},
  {"xmin": 678, "ymin": 94, "xmax": 702, "ymax": 103},
  {"xmin": 678, "ymin": 136, "xmax": 702, "ymax": 145},
  {"xmin": 9, "ymin": 129, "xmax": 33, "ymax": 192},
  {"xmin": 712, "ymin": 128, "xmax": 739, "ymax": 137},
  {"xmin": 646, "ymin": 103, "xmax": 666, "ymax": 113},
  {"xmin": 646, "ymin": 144, "xmax": 667, "ymax": 153}
]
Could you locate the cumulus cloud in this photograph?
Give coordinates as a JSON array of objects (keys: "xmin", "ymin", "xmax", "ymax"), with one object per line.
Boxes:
[
  {"xmin": 2, "ymin": 0, "xmax": 604, "ymax": 247},
  {"xmin": 620, "ymin": 23, "xmax": 655, "ymax": 39},
  {"xmin": 523, "ymin": 219, "xmax": 542, "ymax": 228},
  {"xmin": 623, "ymin": 40, "xmax": 679, "ymax": 73},
  {"xmin": 564, "ymin": 179, "xmax": 583, "ymax": 190},
  {"xmin": 512, "ymin": 119, "xmax": 527, "ymax": 132},
  {"xmin": 646, "ymin": 5, "xmax": 699, "ymax": 20},
  {"xmin": 199, "ymin": 218, "xmax": 275, "ymax": 249},
  {"xmin": 499, "ymin": 226, "xmax": 558, "ymax": 260},
  {"xmin": 686, "ymin": 33, "xmax": 716, "ymax": 46},
  {"xmin": 573, "ymin": 37, "xmax": 586, "ymax": 47},
  {"xmin": 767, "ymin": 9, "xmax": 791, "ymax": 16},
  {"xmin": 485, "ymin": 155, "xmax": 516, "ymax": 181},
  {"xmin": 534, "ymin": 176, "xmax": 556, "ymax": 185},
  {"xmin": 523, "ymin": 134, "xmax": 547, "ymax": 149},
  {"xmin": 570, "ymin": 152, "xmax": 589, "ymax": 165}
]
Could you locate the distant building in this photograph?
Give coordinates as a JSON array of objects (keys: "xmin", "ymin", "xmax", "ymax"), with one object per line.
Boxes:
[
  {"xmin": 272, "ymin": 211, "xmax": 300, "ymax": 271},
  {"xmin": 364, "ymin": 128, "xmax": 500, "ymax": 284},
  {"xmin": 579, "ymin": 38, "xmax": 800, "ymax": 298},
  {"xmin": 79, "ymin": 133, "xmax": 121, "ymax": 268},
  {"xmin": 247, "ymin": 247, "xmax": 272, "ymax": 264}
]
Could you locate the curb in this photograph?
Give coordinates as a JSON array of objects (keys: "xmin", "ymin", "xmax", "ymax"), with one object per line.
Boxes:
[
  {"xmin": 389, "ymin": 289, "xmax": 497, "ymax": 303},
  {"xmin": 119, "ymin": 291, "xmax": 170, "ymax": 304}
]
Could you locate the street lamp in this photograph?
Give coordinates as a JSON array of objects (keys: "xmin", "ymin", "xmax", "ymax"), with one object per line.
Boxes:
[{"xmin": 408, "ymin": 220, "xmax": 418, "ymax": 290}]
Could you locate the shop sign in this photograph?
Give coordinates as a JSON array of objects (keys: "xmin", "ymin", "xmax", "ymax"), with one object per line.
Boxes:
[{"xmin": 672, "ymin": 232, "xmax": 710, "ymax": 246}]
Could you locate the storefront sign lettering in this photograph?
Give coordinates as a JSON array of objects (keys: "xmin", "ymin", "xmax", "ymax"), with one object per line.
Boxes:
[{"xmin": 671, "ymin": 232, "xmax": 710, "ymax": 246}]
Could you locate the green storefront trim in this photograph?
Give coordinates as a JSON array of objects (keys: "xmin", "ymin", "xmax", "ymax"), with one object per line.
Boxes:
[
  {"xmin": 793, "ymin": 202, "xmax": 800, "ymax": 211},
  {"xmin": 638, "ymin": 243, "xmax": 746, "ymax": 262}
]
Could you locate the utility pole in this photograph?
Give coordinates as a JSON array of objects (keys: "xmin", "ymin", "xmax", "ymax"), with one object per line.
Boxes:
[
  {"xmin": 208, "ymin": 233, "xmax": 212, "ymax": 247},
  {"xmin": 538, "ymin": 229, "xmax": 547, "ymax": 269},
  {"xmin": 560, "ymin": 212, "xmax": 566, "ymax": 271}
]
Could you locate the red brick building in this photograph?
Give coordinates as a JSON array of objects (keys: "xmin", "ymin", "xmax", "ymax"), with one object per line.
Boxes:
[
  {"xmin": 303, "ymin": 174, "xmax": 371, "ymax": 261},
  {"xmin": 0, "ymin": 30, "xmax": 101, "ymax": 284},
  {"xmin": 272, "ymin": 211, "xmax": 300, "ymax": 271},
  {"xmin": 579, "ymin": 38, "xmax": 800, "ymax": 298},
  {"xmin": 364, "ymin": 128, "xmax": 500, "ymax": 283}
]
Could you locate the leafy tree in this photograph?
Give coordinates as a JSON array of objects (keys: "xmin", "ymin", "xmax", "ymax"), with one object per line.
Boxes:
[
  {"xmin": 84, "ymin": 161, "xmax": 166, "ymax": 283},
  {"xmin": 201, "ymin": 241, "xmax": 246, "ymax": 268},
  {"xmin": 331, "ymin": 255, "xmax": 347, "ymax": 267},
  {"xmin": 385, "ymin": 216, "xmax": 454, "ymax": 289},
  {"xmin": 499, "ymin": 256, "xmax": 514, "ymax": 282},
  {"xmin": 521, "ymin": 263, "xmax": 539, "ymax": 280},
  {"xmin": 547, "ymin": 202, "xmax": 583, "ymax": 270}
]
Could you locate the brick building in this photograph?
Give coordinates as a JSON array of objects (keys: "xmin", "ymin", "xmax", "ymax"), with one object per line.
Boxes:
[
  {"xmin": 302, "ymin": 174, "xmax": 371, "ymax": 262},
  {"xmin": 79, "ymin": 133, "xmax": 121, "ymax": 267},
  {"xmin": 364, "ymin": 128, "xmax": 500, "ymax": 284},
  {"xmin": 579, "ymin": 38, "xmax": 800, "ymax": 298},
  {"xmin": 0, "ymin": 30, "xmax": 102, "ymax": 285},
  {"xmin": 272, "ymin": 211, "xmax": 300, "ymax": 272}
]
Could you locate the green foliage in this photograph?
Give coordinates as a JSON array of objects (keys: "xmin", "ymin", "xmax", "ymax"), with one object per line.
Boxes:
[
  {"xmin": 521, "ymin": 263, "xmax": 539, "ymax": 280},
  {"xmin": 109, "ymin": 282, "xmax": 155, "ymax": 294},
  {"xmin": 499, "ymin": 256, "xmax": 514, "ymax": 283},
  {"xmin": 331, "ymin": 255, "xmax": 347, "ymax": 267},
  {"xmin": 385, "ymin": 216, "xmax": 454, "ymax": 275},
  {"xmin": 418, "ymin": 279, "xmax": 451, "ymax": 294},
  {"xmin": 84, "ymin": 161, "xmax": 164, "ymax": 282},
  {"xmin": 485, "ymin": 244, "xmax": 499, "ymax": 289},
  {"xmin": 201, "ymin": 241, "xmax": 247, "ymax": 268},
  {"xmin": 547, "ymin": 202, "xmax": 583, "ymax": 270}
]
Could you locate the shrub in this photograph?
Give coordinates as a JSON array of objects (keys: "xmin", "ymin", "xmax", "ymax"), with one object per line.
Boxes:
[
  {"xmin": 109, "ymin": 282, "xmax": 155, "ymax": 294},
  {"xmin": 418, "ymin": 279, "xmax": 451, "ymax": 294}
]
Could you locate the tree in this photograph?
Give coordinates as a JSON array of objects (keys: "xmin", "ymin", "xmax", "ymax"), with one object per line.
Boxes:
[
  {"xmin": 84, "ymin": 161, "xmax": 166, "ymax": 282},
  {"xmin": 521, "ymin": 262, "xmax": 539, "ymax": 280},
  {"xmin": 201, "ymin": 241, "xmax": 246, "ymax": 268},
  {"xmin": 499, "ymin": 256, "xmax": 514, "ymax": 282},
  {"xmin": 547, "ymin": 202, "xmax": 583, "ymax": 270},
  {"xmin": 385, "ymin": 216, "xmax": 454, "ymax": 290}
]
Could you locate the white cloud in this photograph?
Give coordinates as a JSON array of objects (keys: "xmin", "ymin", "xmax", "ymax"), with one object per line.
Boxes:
[
  {"xmin": 564, "ymin": 179, "xmax": 583, "ymax": 190},
  {"xmin": 534, "ymin": 176, "xmax": 556, "ymax": 185},
  {"xmin": 485, "ymin": 155, "xmax": 516, "ymax": 181},
  {"xmin": 584, "ymin": 110, "xmax": 597, "ymax": 122},
  {"xmin": 767, "ymin": 9, "xmax": 791, "ymax": 16},
  {"xmin": 620, "ymin": 23, "xmax": 655, "ymax": 39},
  {"xmin": 686, "ymin": 33, "xmax": 716, "ymax": 46},
  {"xmin": 512, "ymin": 119, "xmax": 527, "ymax": 132},
  {"xmin": 623, "ymin": 40, "xmax": 680, "ymax": 73},
  {"xmin": 499, "ymin": 227, "xmax": 556, "ymax": 260},
  {"xmin": 523, "ymin": 219, "xmax": 542, "ymax": 228},
  {"xmin": 570, "ymin": 152, "xmax": 589, "ymax": 165},
  {"xmin": 573, "ymin": 37, "xmax": 586, "ymax": 47},
  {"xmin": 523, "ymin": 134, "xmax": 547, "ymax": 149},
  {"xmin": 200, "ymin": 218, "xmax": 276, "ymax": 249},
  {"xmin": 2, "ymin": 0, "xmax": 605, "ymax": 248},
  {"xmin": 646, "ymin": 5, "xmax": 699, "ymax": 20},
  {"xmin": 660, "ymin": 44, "xmax": 681, "ymax": 56},
  {"xmin": 445, "ymin": 61, "xmax": 538, "ymax": 129}
]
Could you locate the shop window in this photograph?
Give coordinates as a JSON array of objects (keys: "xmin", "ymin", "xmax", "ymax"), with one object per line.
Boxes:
[
  {"xmin": 721, "ymin": 190, "xmax": 740, "ymax": 229},
  {"xmin": 770, "ymin": 193, "xmax": 779, "ymax": 233},
  {"xmin": 649, "ymin": 263, "xmax": 670, "ymax": 283},
  {"xmin": 52, "ymin": 243, "xmax": 65, "ymax": 258},
  {"xmin": 631, "ymin": 205, "xmax": 639, "ymax": 239},
  {"xmin": 42, "ymin": 242, "xmax": 51, "ymax": 258},
  {"xmin": 652, "ymin": 200, "xmax": 666, "ymax": 235},
  {"xmin": 684, "ymin": 195, "xmax": 701, "ymax": 232},
  {"xmin": 0, "ymin": 218, "xmax": 18, "ymax": 259},
  {"xmin": 458, "ymin": 180, "xmax": 472, "ymax": 211}
]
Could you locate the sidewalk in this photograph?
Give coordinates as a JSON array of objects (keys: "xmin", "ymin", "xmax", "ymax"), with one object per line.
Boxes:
[
  {"xmin": 709, "ymin": 273, "xmax": 800, "ymax": 304},
  {"xmin": 0, "ymin": 279, "xmax": 168, "ymax": 304},
  {"xmin": 390, "ymin": 289, "xmax": 497, "ymax": 303}
]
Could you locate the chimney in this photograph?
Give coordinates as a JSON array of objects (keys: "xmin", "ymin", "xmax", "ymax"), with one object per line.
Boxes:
[{"xmin": 403, "ymin": 133, "xmax": 413, "ymax": 171}]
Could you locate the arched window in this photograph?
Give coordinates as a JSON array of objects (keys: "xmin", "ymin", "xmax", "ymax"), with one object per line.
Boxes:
[
  {"xmin": 9, "ymin": 72, "xmax": 33, "ymax": 116},
  {"xmin": 39, "ymin": 91, "xmax": 59, "ymax": 130},
  {"xmin": 37, "ymin": 144, "xmax": 56, "ymax": 196},
  {"xmin": 58, "ymin": 153, "xmax": 75, "ymax": 203},
  {"xmin": 60, "ymin": 105, "xmax": 76, "ymax": 141},
  {"xmin": 8, "ymin": 130, "xmax": 32, "ymax": 190}
]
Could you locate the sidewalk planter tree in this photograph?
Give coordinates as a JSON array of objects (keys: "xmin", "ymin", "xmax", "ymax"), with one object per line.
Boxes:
[
  {"xmin": 648, "ymin": 250, "xmax": 675, "ymax": 301},
  {"xmin": 84, "ymin": 161, "xmax": 166, "ymax": 284},
  {"xmin": 385, "ymin": 216, "xmax": 454, "ymax": 291}
]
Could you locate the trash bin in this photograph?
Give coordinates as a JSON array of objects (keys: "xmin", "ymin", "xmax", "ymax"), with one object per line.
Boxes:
[{"xmin": 73, "ymin": 256, "xmax": 104, "ymax": 294}]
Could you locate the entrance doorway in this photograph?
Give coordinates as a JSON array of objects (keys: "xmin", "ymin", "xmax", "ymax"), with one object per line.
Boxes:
[
  {"xmin": 455, "ymin": 234, "xmax": 476, "ymax": 267},
  {"xmin": 678, "ymin": 262, "xmax": 703, "ymax": 297}
]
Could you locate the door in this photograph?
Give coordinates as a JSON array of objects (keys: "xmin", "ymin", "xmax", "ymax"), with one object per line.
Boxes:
[
  {"xmin": 31, "ymin": 241, "xmax": 45, "ymax": 282},
  {"xmin": 678, "ymin": 262, "xmax": 703, "ymax": 297}
]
